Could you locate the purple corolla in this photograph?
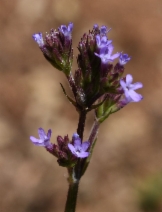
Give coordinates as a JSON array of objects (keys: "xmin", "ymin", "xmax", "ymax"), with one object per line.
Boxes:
[
  {"xmin": 120, "ymin": 74, "xmax": 143, "ymax": 102},
  {"xmin": 59, "ymin": 22, "xmax": 73, "ymax": 39},
  {"xmin": 95, "ymin": 44, "xmax": 120, "ymax": 64},
  {"xmin": 68, "ymin": 133, "xmax": 90, "ymax": 158},
  {"xmin": 32, "ymin": 33, "xmax": 44, "ymax": 47},
  {"xmin": 30, "ymin": 128, "xmax": 52, "ymax": 148},
  {"xmin": 100, "ymin": 25, "xmax": 111, "ymax": 36},
  {"xmin": 119, "ymin": 53, "xmax": 131, "ymax": 65},
  {"xmin": 96, "ymin": 35, "xmax": 112, "ymax": 49}
]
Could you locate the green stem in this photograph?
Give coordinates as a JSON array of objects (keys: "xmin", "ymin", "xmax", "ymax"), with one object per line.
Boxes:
[
  {"xmin": 81, "ymin": 120, "xmax": 100, "ymax": 176},
  {"xmin": 64, "ymin": 180, "xmax": 79, "ymax": 212},
  {"xmin": 88, "ymin": 120, "xmax": 100, "ymax": 145}
]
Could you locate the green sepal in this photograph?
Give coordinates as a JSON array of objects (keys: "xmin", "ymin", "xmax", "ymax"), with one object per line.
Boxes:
[
  {"xmin": 57, "ymin": 159, "xmax": 77, "ymax": 168},
  {"xmin": 88, "ymin": 95, "xmax": 107, "ymax": 111}
]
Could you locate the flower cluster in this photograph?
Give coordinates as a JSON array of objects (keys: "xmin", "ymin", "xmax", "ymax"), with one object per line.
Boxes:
[
  {"xmin": 33, "ymin": 23, "xmax": 73, "ymax": 75},
  {"xmin": 74, "ymin": 24, "xmax": 143, "ymax": 110},
  {"xmin": 31, "ymin": 22, "xmax": 143, "ymax": 162},
  {"xmin": 30, "ymin": 129, "xmax": 90, "ymax": 167}
]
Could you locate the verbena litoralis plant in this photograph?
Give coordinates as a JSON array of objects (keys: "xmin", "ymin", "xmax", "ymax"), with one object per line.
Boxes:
[{"xmin": 30, "ymin": 22, "xmax": 143, "ymax": 212}]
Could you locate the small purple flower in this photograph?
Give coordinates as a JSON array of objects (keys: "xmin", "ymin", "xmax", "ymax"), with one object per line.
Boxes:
[
  {"xmin": 119, "ymin": 53, "xmax": 131, "ymax": 65},
  {"xmin": 100, "ymin": 25, "xmax": 108, "ymax": 35},
  {"xmin": 68, "ymin": 133, "xmax": 90, "ymax": 158},
  {"xmin": 93, "ymin": 24, "xmax": 99, "ymax": 29},
  {"xmin": 72, "ymin": 133, "xmax": 79, "ymax": 140},
  {"xmin": 95, "ymin": 44, "xmax": 120, "ymax": 64},
  {"xmin": 32, "ymin": 33, "xmax": 44, "ymax": 47},
  {"xmin": 59, "ymin": 22, "xmax": 73, "ymax": 38},
  {"xmin": 120, "ymin": 74, "xmax": 143, "ymax": 102},
  {"xmin": 30, "ymin": 128, "xmax": 52, "ymax": 148},
  {"xmin": 100, "ymin": 25, "xmax": 111, "ymax": 36},
  {"xmin": 96, "ymin": 35, "xmax": 112, "ymax": 49}
]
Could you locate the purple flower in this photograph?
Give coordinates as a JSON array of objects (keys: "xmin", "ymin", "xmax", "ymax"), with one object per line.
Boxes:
[
  {"xmin": 68, "ymin": 133, "xmax": 90, "ymax": 158},
  {"xmin": 100, "ymin": 25, "xmax": 111, "ymax": 36},
  {"xmin": 100, "ymin": 25, "xmax": 108, "ymax": 35},
  {"xmin": 120, "ymin": 74, "xmax": 143, "ymax": 102},
  {"xmin": 95, "ymin": 44, "xmax": 120, "ymax": 64},
  {"xmin": 59, "ymin": 22, "xmax": 73, "ymax": 39},
  {"xmin": 93, "ymin": 24, "xmax": 99, "ymax": 29},
  {"xmin": 32, "ymin": 33, "xmax": 44, "ymax": 47},
  {"xmin": 119, "ymin": 53, "xmax": 131, "ymax": 65},
  {"xmin": 96, "ymin": 35, "xmax": 112, "ymax": 49},
  {"xmin": 30, "ymin": 128, "xmax": 52, "ymax": 148}
]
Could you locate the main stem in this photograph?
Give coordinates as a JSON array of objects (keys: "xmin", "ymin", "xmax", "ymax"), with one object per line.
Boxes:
[
  {"xmin": 77, "ymin": 110, "xmax": 87, "ymax": 141},
  {"xmin": 64, "ymin": 179, "xmax": 79, "ymax": 212},
  {"xmin": 64, "ymin": 110, "xmax": 87, "ymax": 212}
]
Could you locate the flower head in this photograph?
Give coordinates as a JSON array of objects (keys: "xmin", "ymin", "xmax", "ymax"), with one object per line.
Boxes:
[
  {"xmin": 59, "ymin": 22, "xmax": 73, "ymax": 39},
  {"xmin": 32, "ymin": 23, "xmax": 73, "ymax": 75},
  {"xmin": 30, "ymin": 128, "xmax": 52, "ymax": 148},
  {"xmin": 68, "ymin": 133, "xmax": 90, "ymax": 158},
  {"xmin": 120, "ymin": 74, "xmax": 143, "ymax": 102},
  {"xmin": 32, "ymin": 33, "xmax": 44, "ymax": 47},
  {"xmin": 119, "ymin": 53, "xmax": 131, "ymax": 65}
]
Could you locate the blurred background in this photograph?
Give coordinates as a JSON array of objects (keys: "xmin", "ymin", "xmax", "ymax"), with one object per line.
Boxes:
[{"xmin": 0, "ymin": 0, "xmax": 162, "ymax": 211}]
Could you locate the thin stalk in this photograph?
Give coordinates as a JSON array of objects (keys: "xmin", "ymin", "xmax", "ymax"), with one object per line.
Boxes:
[
  {"xmin": 64, "ymin": 110, "xmax": 87, "ymax": 212},
  {"xmin": 88, "ymin": 119, "xmax": 100, "ymax": 145},
  {"xmin": 67, "ymin": 72, "xmax": 77, "ymax": 99},
  {"xmin": 77, "ymin": 110, "xmax": 87, "ymax": 141},
  {"xmin": 81, "ymin": 119, "xmax": 100, "ymax": 176},
  {"xmin": 64, "ymin": 180, "xmax": 79, "ymax": 212}
]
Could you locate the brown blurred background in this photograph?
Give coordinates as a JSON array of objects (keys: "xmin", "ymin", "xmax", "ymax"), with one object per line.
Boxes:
[{"xmin": 0, "ymin": 0, "xmax": 162, "ymax": 211}]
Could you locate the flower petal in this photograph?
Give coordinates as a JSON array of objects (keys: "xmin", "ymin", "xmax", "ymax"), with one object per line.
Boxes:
[
  {"xmin": 107, "ymin": 44, "xmax": 114, "ymax": 56},
  {"xmin": 120, "ymin": 79, "xmax": 127, "ymax": 89},
  {"xmin": 47, "ymin": 129, "xmax": 52, "ymax": 139},
  {"xmin": 77, "ymin": 152, "xmax": 89, "ymax": 158},
  {"xmin": 38, "ymin": 128, "xmax": 46, "ymax": 139},
  {"xmin": 128, "ymin": 90, "xmax": 143, "ymax": 102},
  {"xmin": 130, "ymin": 82, "xmax": 143, "ymax": 90},
  {"xmin": 68, "ymin": 143, "xmax": 76, "ymax": 154},
  {"xmin": 30, "ymin": 136, "xmax": 45, "ymax": 146},
  {"xmin": 110, "ymin": 52, "xmax": 120, "ymax": 60},
  {"xmin": 68, "ymin": 22, "xmax": 73, "ymax": 33},
  {"xmin": 126, "ymin": 74, "xmax": 133, "ymax": 85},
  {"xmin": 32, "ymin": 33, "xmax": 44, "ymax": 47},
  {"xmin": 81, "ymin": 141, "xmax": 90, "ymax": 151},
  {"xmin": 74, "ymin": 138, "xmax": 81, "ymax": 149}
]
